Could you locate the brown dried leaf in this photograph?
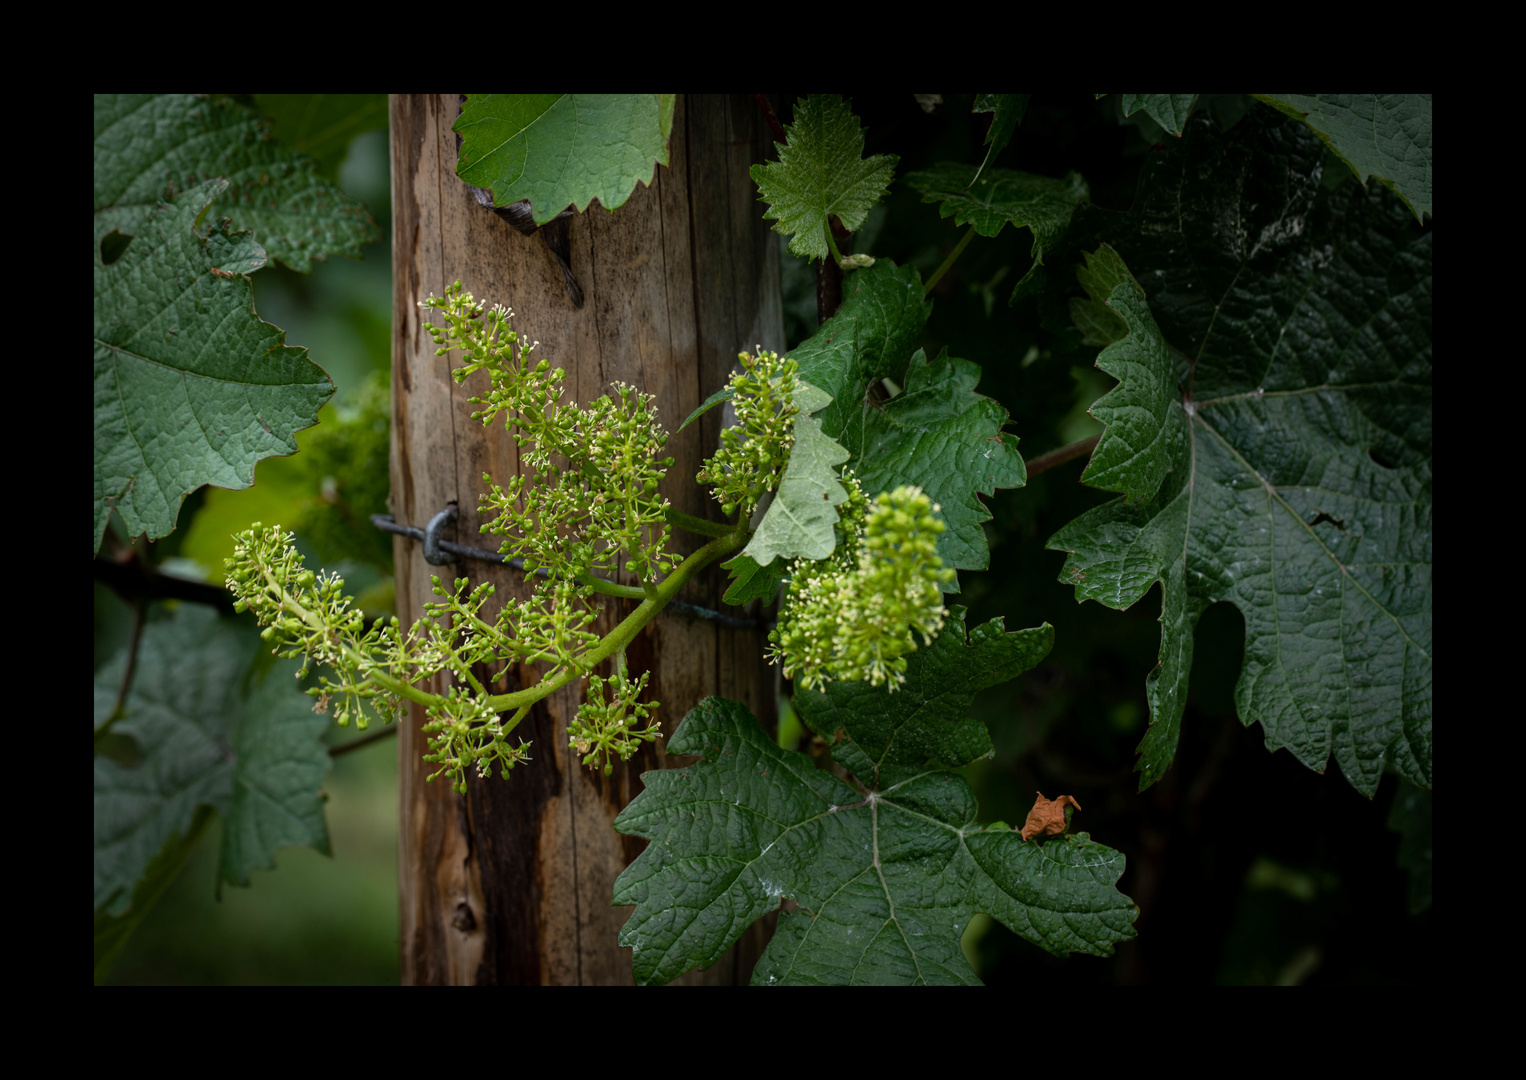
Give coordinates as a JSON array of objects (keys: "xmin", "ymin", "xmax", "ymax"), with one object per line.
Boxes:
[{"xmin": 1020, "ymin": 792, "xmax": 1082, "ymax": 841}]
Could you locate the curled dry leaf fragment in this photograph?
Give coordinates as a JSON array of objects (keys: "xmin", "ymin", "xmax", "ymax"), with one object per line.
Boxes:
[{"xmin": 1020, "ymin": 792, "xmax": 1082, "ymax": 841}]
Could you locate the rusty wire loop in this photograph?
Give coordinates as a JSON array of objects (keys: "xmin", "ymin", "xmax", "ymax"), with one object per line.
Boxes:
[{"xmin": 372, "ymin": 509, "xmax": 766, "ymax": 630}]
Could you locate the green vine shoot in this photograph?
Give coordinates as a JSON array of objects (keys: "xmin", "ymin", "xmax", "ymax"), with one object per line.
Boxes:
[{"xmin": 224, "ymin": 280, "xmax": 960, "ymax": 790}]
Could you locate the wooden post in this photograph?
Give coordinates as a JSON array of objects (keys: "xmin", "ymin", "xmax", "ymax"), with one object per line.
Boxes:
[{"xmin": 387, "ymin": 94, "xmax": 783, "ymax": 984}]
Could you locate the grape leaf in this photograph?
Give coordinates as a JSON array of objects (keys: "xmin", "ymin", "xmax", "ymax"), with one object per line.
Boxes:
[
  {"xmin": 1069, "ymin": 245, "xmax": 1174, "ymax": 503},
  {"xmin": 1254, "ymin": 94, "xmax": 1432, "ymax": 224},
  {"xmin": 741, "ymin": 406, "xmax": 850, "ymax": 567},
  {"xmin": 904, "ymin": 162, "xmax": 1086, "ymax": 301},
  {"xmin": 905, "ymin": 162, "xmax": 1087, "ymax": 243},
  {"xmin": 454, "ymin": 94, "xmax": 676, "ymax": 225},
  {"xmin": 750, "ymin": 95, "xmax": 898, "ymax": 262},
  {"xmin": 614, "ymin": 610, "xmax": 1136, "ymax": 984},
  {"xmin": 93, "ymin": 179, "xmax": 334, "ymax": 554},
  {"xmin": 971, "ymin": 94, "xmax": 1030, "ymax": 184},
  {"xmin": 93, "ymin": 605, "xmax": 332, "ymax": 917},
  {"xmin": 850, "ymin": 348, "xmax": 1026, "ymax": 572},
  {"xmin": 790, "ymin": 261, "xmax": 931, "ymax": 439},
  {"xmin": 94, "ymin": 94, "xmax": 380, "ymax": 272},
  {"xmin": 253, "ymin": 93, "xmax": 389, "ymax": 181},
  {"xmin": 1046, "ymin": 108, "xmax": 1431, "ymax": 797},
  {"xmin": 788, "ymin": 261, "xmax": 1023, "ymax": 575},
  {"xmin": 719, "ymin": 553, "xmax": 790, "ymax": 606},
  {"xmin": 679, "ymin": 384, "xmax": 735, "ymax": 431},
  {"xmin": 1118, "ymin": 94, "xmax": 1199, "ymax": 136}
]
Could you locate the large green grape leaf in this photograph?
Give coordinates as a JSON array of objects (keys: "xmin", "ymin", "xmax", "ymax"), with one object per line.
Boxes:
[
  {"xmin": 93, "ymin": 180, "xmax": 334, "ymax": 554},
  {"xmin": 94, "ymin": 94, "xmax": 380, "ymax": 272},
  {"xmin": 1255, "ymin": 94, "xmax": 1432, "ymax": 224},
  {"xmin": 903, "ymin": 162, "xmax": 1087, "ymax": 296},
  {"xmin": 454, "ymin": 94, "xmax": 676, "ymax": 225},
  {"xmin": 750, "ymin": 95, "xmax": 898, "ymax": 262},
  {"xmin": 788, "ymin": 261, "xmax": 1023, "ymax": 575},
  {"xmin": 1046, "ymin": 108, "xmax": 1431, "ymax": 797},
  {"xmin": 93, "ymin": 605, "xmax": 332, "ymax": 917},
  {"xmin": 614, "ymin": 610, "xmax": 1135, "ymax": 985}
]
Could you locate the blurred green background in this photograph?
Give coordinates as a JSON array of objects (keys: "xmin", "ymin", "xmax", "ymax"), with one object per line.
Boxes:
[
  {"xmin": 97, "ymin": 115, "xmax": 400, "ymax": 985},
  {"xmin": 96, "ymin": 94, "xmax": 1431, "ymax": 985}
]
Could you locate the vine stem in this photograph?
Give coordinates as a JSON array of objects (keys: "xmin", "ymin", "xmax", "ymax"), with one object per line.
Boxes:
[
  {"xmin": 923, "ymin": 224, "xmax": 977, "ymax": 295},
  {"xmin": 753, "ymin": 94, "xmax": 786, "ymax": 147},
  {"xmin": 1024, "ymin": 435, "xmax": 1100, "ymax": 478},
  {"xmin": 665, "ymin": 507, "xmax": 735, "ymax": 538},
  {"xmin": 337, "ymin": 528, "xmax": 749, "ymax": 720}
]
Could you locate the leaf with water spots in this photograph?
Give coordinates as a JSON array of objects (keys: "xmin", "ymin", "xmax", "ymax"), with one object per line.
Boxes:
[
  {"xmin": 1046, "ymin": 108, "xmax": 1431, "ymax": 797},
  {"xmin": 612, "ymin": 610, "xmax": 1138, "ymax": 985}
]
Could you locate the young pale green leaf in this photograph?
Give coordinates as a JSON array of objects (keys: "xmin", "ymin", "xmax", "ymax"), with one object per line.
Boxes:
[
  {"xmin": 1047, "ymin": 108, "xmax": 1432, "ymax": 797},
  {"xmin": 750, "ymin": 96, "xmax": 898, "ymax": 262},
  {"xmin": 850, "ymin": 348, "xmax": 1026, "ymax": 573},
  {"xmin": 614, "ymin": 612, "xmax": 1136, "ymax": 985},
  {"xmin": 1118, "ymin": 94, "xmax": 1200, "ymax": 136},
  {"xmin": 1254, "ymin": 94, "xmax": 1432, "ymax": 224},
  {"xmin": 93, "ymin": 606, "xmax": 331, "ymax": 917},
  {"xmin": 93, "ymin": 180, "xmax": 334, "ymax": 553},
  {"xmin": 93, "ymin": 94, "xmax": 380, "ymax": 272},
  {"xmin": 741, "ymin": 410, "xmax": 850, "ymax": 566},
  {"xmin": 454, "ymin": 94, "xmax": 676, "ymax": 224}
]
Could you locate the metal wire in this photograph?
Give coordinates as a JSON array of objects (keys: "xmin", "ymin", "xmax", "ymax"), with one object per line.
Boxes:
[{"xmin": 372, "ymin": 510, "xmax": 767, "ymax": 630}]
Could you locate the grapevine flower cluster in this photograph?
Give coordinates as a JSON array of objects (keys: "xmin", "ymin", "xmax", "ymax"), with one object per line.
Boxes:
[
  {"xmin": 695, "ymin": 348, "xmax": 801, "ymax": 520},
  {"xmin": 223, "ymin": 281, "xmax": 958, "ymax": 790},
  {"xmin": 768, "ymin": 477, "xmax": 956, "ymax": 691}
]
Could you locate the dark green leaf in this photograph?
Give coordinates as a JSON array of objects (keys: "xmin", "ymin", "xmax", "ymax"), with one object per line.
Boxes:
[
  {"xmin": 94, "ymin": 806, "xmax": 213, "ymax": 984},
  {"xmin": 1119, "ymin": 94, "xmax": 1199, "ymax": 136},
  {"xmin": 903, "ymin": 162, "xmax": 1086, "ymax": 297},
  {"xmin": 905, "ymin": 162, "xmax": 1087, "ymax": 243},
  {"xmin": 454, "ymin": 94, "xmax": 675, "ymax": 225},
  {"xmin": 1072, "ymin": 246, "xmax": 1176, "ymax": 504},
  {"xmin": 93, "ymin": 606, "xmax": 332, "ymax": 916},
  {"xmin": 94, "ymin": 94, "xmax": 380, "ymax": 272},
  {"xmin": 788, "ymin": 262, "xmax": 1024, "ymax": 574},
  {"xmin": 254, "ymin": 93, "xmax": 389, "ymax": 181},
  {"xmin": 750, "ymin": 96, "xmax": 898, "ymax": 262},
  {"xmin": 679, "ymin": 385, "xmax": 735, "ymax": 431},
  {"xmin": 719, "ymin": 553, "xmax": 789, "ymax": 606},
  {"xmin": 1047, "ymin": 109, "xmax": 1431, "ymax": 796},
  {"xmin": 850, "ymin": 348, "xmax": 1026, "ymax": 572},
  {"xmin": 971, "ymin": 94, "xmax": 1030, "ymax": 182},
  {"xmin": 1255, "ymin": 94, "xmax": 1432, "ymax": 224},
  {"xmin": 790, "ymin": 260, "xmax": 931, "ymax": 441},
  {"xmin": 93, "ymin": 180, "xmax": 334, "ymax": 553},
  {"xmin": 614, "ymin": 612, "xmax": 1135, "ymax": 984}
]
